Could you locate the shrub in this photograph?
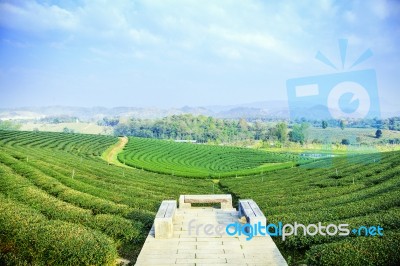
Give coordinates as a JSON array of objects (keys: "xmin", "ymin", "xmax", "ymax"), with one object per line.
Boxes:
[
  {"xmin": 341, "ymin": 139, "xmax": 350, "ymax": 145},
  {"xmin": 306, "ymin": 232, "xmax": 400, "ymax": 265},
  {"xmin": 91, "ymin": 214, "xmax": 142, "ymax": 242},
  {"xmin": 0, "ymin": 197, "xmax": 118, "ymax": 265},
  {"xmin": 375, "ymin": 129, "xmax": 382, "ymax": 138}
]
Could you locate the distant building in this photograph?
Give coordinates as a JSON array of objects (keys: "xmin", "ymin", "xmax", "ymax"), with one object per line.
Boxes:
[{"xmin": 174, "ymin": 140, "xmax": 197, "ymax": 143}]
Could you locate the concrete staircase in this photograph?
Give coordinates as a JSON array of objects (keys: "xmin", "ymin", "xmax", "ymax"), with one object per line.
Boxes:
[{"xmin": 135, "ymin": 195, "xmax": 287, "ymax": 266}]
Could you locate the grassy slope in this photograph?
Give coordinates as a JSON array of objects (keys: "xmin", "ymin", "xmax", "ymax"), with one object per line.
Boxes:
[
  {"xmin": 307, "ymin": 127, "xmax": 400, "ymax": 144},
  {"xmin": 220, "ymin": 151, "xmax": 400, "ymax": 265},
  {"xmin": 0, "ymin": 131, "xmax": 218, "ymax": 264},
  {"xmin": 20, "ymin": 122, "xmax": 113, "ymax": 135},
  {"xmin": 1, "ymin": 130, "xmax": 399, "ymax": 265},
  {"xmin": 118, "ymin": 137, "xmax": 306, "ymax": 178}
]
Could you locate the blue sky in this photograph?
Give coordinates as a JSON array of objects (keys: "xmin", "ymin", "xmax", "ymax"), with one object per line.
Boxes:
[{"xmin": 0, "ymin": 0, "xmax": 399, "ymax": 110}]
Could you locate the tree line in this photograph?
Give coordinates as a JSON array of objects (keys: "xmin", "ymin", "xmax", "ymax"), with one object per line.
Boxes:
[
  {"xmin": 108, "ymin": 114, "xmax": 400, "ymax": 145},
  {"xmin": 112, "ymin": 114, "xmax": 312, "ymax": 144}
]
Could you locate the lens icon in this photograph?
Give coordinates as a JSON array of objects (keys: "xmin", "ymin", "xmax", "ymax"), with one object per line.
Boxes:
[{"xmin": 327, "ymin": 81, "xmax": 371, "ymax": 119}]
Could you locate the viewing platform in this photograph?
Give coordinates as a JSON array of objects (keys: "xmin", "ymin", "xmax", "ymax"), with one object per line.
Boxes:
[{"xmin": 135, "ymin": 194, "xmax": 287, "ymax": 266}]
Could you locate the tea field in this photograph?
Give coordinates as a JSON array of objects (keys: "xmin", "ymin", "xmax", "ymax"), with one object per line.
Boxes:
[
  {"xmin": 220, "ymin": 151, "xmax": 400, "ymax": 265},
  {"xmin": 118, "ymin": 137, "xmax": 306, "ymax": 178},
  {"xmin": 0, "ymin": 130, "xmax": 399, "ymax": 265},
  {"xmin": 0, "ymin": 131, "xmax": 218, "ymax": 265}
]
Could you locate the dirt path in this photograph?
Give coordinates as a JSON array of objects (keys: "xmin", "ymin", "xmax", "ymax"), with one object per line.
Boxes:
[{"xmin": 102, "ymin": 136, "xmax": 128, "ymax": 167}]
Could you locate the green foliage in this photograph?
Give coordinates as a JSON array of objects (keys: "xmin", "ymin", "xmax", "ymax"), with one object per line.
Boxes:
[
  {"xmin": 341, "ymin": 138, "xmax": 350, "ymax": 145},
  {"xmin": 220, "ymin": 151, "xmax": 400, "ymax": 265},
  {"xmin": 114, "ymin": 115, "xmax": 294, "ymax": 143},
  {"xmin": 118, "ymin": 137, "xmax": 300, "ymax": 177},
  {"xmin": 0, "ymin": 121, "xmax": 20, "ymax": 131},
  {"xmin": 113, "ymin": 115, "xmax": 400, "ymax": 144},
  {"xmin": 0, "ymin": 196, "xmax": 118, "ymax": 266},
  {"xmin": 0, "ymin": 130, "xmax": 117, "ymax": 156},
  {"xmin": 237, "ymin": 118, "xmax": 249, "ymax": 132},
  {"xmin": 114, "ymin": 114, "xmax": 255, "ymax": 142},
  {"xmin": 39, "ymin": 116, "xmax": 78, "ymax": 124},
  {"xmin": 277, "ymin": 122, "xmax": 288, "ymax": 143},
  {"xmin": 1, "ymin": 130, "xmax": 399, "ymax": 265},
  {"xmin": 99, "ymin": 117, "xmax": 119, "ymax": 127},
  {"xmin": 63, "ymin": 127, "xmax": 75, "ymax": 133},
  {"xmin": 0, "ymin": 130, "xmax": 218, "ymax": 264},
  {"xmin": 376, "ymin": 129, "xmax": 382, "ymax": 138},
  {"xmin": 340, "ymin": 119, "xmax": 346, "ymax": 130},
  {"xmin": 387, "ymin": 117, "xmax": 400, "ymax": 130},
  {"xmin": 306, "ymin": 232, "xmax": 400, "ymax": 265},
  {"xmin": 289, "ymin": 123, "xmax": 309, "ymax": 144}
]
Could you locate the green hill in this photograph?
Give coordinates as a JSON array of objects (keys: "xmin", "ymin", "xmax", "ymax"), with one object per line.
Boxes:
[
  {"xmin": 220, "ymin": 151, "xmax": 400, "ymax": 265},
  {"xmin": 0, "ymin": 130, "xmax": 399, "ymax": 265},
  {"xmin": 0, "ymin": 131, "xmax": 217, "ymax": 265},
  {"xmin": 118, "ymin": 137, "xmax": 304, "ymax": 178}
]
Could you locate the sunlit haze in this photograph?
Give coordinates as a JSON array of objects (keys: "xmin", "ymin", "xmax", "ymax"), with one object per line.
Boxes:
[{"xmin": 0, "ymin": 0, "xmax": 399, "ymax": 110}]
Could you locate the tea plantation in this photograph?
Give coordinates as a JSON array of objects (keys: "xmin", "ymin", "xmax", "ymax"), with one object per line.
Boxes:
[
  {"xmin": 118, "ymin": 137, "xmax": 305, "ymax": 178},
  {"xmin": 220, "ymin": 151, "xmax": 400, "ymax": 265},
  {"xmin": 0, "ymin": 131, "xmax": 218, "ymax": 265},
  {"xmin": 0, "ymin": 130, "xmax": 399, "ymax": 265}
]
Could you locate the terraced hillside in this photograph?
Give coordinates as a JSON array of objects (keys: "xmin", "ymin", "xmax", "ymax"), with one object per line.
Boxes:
[
  {"xmin": 1, "ymin": 130, "xmax": 399, "ymax": 265},
  {"xmin": 220, "ymin": 151, "xmax": 400, "ymax": 265},
  {"xmin": 0, "ymin": 131, "xmax": 218, "ymax": 265},
  {"xmin": 118, "ymin": 137, "xmax": 305, "ymax": 177}
]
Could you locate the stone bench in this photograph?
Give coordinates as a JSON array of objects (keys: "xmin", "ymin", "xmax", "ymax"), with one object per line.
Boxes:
[
  {"xmin": 154, "ymin": 200, "xmax": 177, "ymax": 239},
  {"xmin": 238, "ymin": 199, "xmax": 266, "ymax": 233},
  {"xmin": 179, "ymin": 194, "xmax": 233, "ymax": 209}
]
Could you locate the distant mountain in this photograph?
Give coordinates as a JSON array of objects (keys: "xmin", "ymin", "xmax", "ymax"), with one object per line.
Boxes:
[
  {"xmin": 207, "ymin": 101, "xmax": 290, "ymax": 119},
  {"xmin": 206, "ymin": 100, "xmax": 288, "ymax": 113},
  {"xmin": 0, "ymin": 100, "xmax": 398, "ymax": 121}
]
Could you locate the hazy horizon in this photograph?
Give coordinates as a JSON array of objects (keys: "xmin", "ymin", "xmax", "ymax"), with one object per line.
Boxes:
[{"xmin": 1, "ymin": 0, "xmax": 399, "ymax": 109}]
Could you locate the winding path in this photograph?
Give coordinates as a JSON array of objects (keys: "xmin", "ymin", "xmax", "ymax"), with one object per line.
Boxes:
[{"xmin": 102, "ymin": 136, "xmax": 128, "ymax": 167}]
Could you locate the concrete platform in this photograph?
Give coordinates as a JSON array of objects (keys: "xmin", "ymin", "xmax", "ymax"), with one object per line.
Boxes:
[{"xmin": 135, "ymin": 207, "xmax": 287, "ymax": 266}]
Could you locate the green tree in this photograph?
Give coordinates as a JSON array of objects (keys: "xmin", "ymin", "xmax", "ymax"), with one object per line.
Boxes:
[
  {"xmin": 237, "ymin": 118, "xmax": 248, "ymax": 132},
  {"xmin": 253, "ymin": 121, "xmax": 266, "ymax": 140},
  {"xmin": 339, "ymin": 120, "xmax": 346, "ymax": 130},
  {"xmin": 275, "ymin": 122, "xmax": 288, "ymax": 143},
  {"xmin": 0, "ymin": 120, "xmax": 21, "ymax": 131},
  {"xmin": 101, "ymin": 117, "xmax": 119, "ymax": 127},
  {"xmin": 63, "ymin": 127, "xmax": 74, "ymax": 134},
  {"xmin": 341, "ymin": 138, "xmax": 350, "ymax": 145},
  {"xmin": 289, "ymin": 123, "xmax": 309, "ymax": 145},
  {"xmin": 375, "ymin": 129, "xmax": 382, "ymax": 138},
  {"xmin": 322, "ymin": 120, "xmax": 328, "ymax": 129}
]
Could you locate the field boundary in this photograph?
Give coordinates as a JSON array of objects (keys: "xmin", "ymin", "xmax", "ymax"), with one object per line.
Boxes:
[{"xmin": 101, "ymin": 136, "xmax": 128, "ymax": 167}]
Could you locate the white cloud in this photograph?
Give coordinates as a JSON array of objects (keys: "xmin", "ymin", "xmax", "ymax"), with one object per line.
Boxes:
[
  {"xmin": 369, "ymin": 0, "xmax": 390, "ymax": 19},
  {"xmin": 1, "ymin": 1, "xmax": 399, "ymax": 86},
  {"xmin": 216, "ymin": 46, "xmax": 242, "ymax": 60},
  {"xmin": 0, "ymin": 0, "xmax": 336, "ymax": 64},
  {"xmin": 0, "ymin": 0, "xmax": 399, "ymax": 108},
  {"xmin": 128, "ymin": 29, "xmax": 162, "ymax": 45},
  {"xmin": 0, "ymin": 1, "xmax": 78, "ymax": 32},
  {"xmin": 49, "ymin": 35, "xmax": 74, "ymax": 49},
  {"xmin": 344, "ymin": 11, "xmax": 356, "ymax": 23},
  {"xmin": 208, "ymin": 26, "xmax": 278, "ymax": 51}
]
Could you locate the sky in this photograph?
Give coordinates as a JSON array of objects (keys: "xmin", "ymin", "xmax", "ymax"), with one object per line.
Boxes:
[{"xmin": 0, "ymin": 0, "xmax": 399, "ymax": 110}]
